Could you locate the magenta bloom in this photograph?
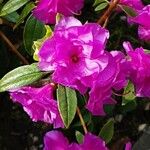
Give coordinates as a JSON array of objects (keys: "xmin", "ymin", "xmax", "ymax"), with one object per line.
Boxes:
[
  {"xmin": 125, "ymin": 142, "xmax": 132, "ymax": 150},
  {"xmin": 120, "ymin": 0, "xmax": 144, "ymax": 11},
  {"xmin": 87, "ymin": 51, "xmax": 127, "ymax": 115},
  {"xmin": 132, "ymin": 5, "xmax": 150, "ymax": 28},
  {"xmin": 123, "ymin": 41, "xmax": 150, "ymax": 97},
  {"xmin": 44, "ymin": 130, "xmax": 108, "ymax": 150},
  {"xmin": 131, "ymin": 5, "xmax": 150, "ymax": 41},
  {"xmin": 138, "ymin": 26, "xmax": 150, "ymax": 42},
  {"xmin": 10, "ymin": 84, "xmax": 63, "ymax": 128},
  {"xmin": 38, "ymin": 17, "xmax": 109, "ymax": 93},
  {"xmin": 33, "ymin": 0, "xmax": 84, "ymax": 24}
]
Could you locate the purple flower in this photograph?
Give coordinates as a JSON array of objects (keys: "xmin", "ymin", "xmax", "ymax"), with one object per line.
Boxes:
[
  {"xmin": 138, "ymin": 26, "xmax": 150, "ymax": 42},
  {"xmin": 120, "ymin": 0, "xmax": 144, "ymax": 11},
  {"xmin": 10, "ymin": 84, "xmax": 63, "ymax": 128},
  {"xmin": 131, "ymin": 5, "xmax": 150, "ymax": 42},
  {"xmin": 38, "ymin": 17, "xmax": 109, "ymax": 93},
  {"xmin": 125, "ymin": 142, "xmax": 132, "ymax": 150},
  {"xmin": 44, "ymin": 130, "xmax": 108, "ymax": 150},
  {"xmin": 132, "ymin": 5, "xmax": 150, "ymax": 28},
  {"xmin": 33, "ymin": 0, "xmax": 84, "ymax": 24},
  {"xmin": 123, "ymin": 41, "xmax": 150, "ymax": 97},
  {"xmin": 86, "ymin": 51, "xmax": 127, "ymax": 115}
]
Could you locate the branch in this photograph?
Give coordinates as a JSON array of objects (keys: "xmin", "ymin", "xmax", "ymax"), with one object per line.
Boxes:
[
  {"xmin": 0, "ymin": 30, "xmax": 29, "ymax": 65},
  {"xmin": 97, "ymin": 0, "xmax": 120, "ymax": 26},
  {"xmin": 76, "ymin": 107, "xmax": 88, "ymax": 134}
]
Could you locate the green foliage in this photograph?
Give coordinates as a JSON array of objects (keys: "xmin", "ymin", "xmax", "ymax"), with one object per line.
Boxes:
[
  {"xmin": 93, "ymin": 0, "xmax": 108, "ymax": 12},
  {"xmin": 122, "ymin": 81, "xmax": 136, "ymax": 105},
  {"xmin": 95, "ymin": 2, "xmax": 108, "ymax": 11},
  {"xmin": 75, "ymin": 131, "xmax": 84, "ymax": 144},
  {"xmin": 23, "ymin": 15, "xmax": 46, "ymax": 55},
  {"xmin": 119, "ymin": 5, "xmax": 137, "ymax": 17},
  {"xmin": 3, "ymin": 11, "xmax": 19, "ymax": 23},
  {"xmin": 0, "ymin": 0, "xmax": 29, "ymax": 16},
  {"xmin": 99, "ymin": 118, "xmax": 114, "ymax": 144},
  {"xmin": 57, "ymin": 85, "xmax": 77, "ymax": 128},
  {"xmin": 0, "ymin": 63, "xmax": 45, "ymax": 92},
  {"xmin": 14, "ymin": 2, "xmax": 35, "ymax": 29}
]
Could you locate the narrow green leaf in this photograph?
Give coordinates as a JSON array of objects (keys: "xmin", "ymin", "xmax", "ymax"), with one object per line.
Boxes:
[
  {"xmin": 122, "ymin": 81, "xmax": 136, "ymax": 105},
  {"xmin": 0, "ymin": 63, "xmax": 45, "ymax": 92},
  {"xmin": 23, "ymin": 15, "xmax": 46, "ymax": 55},
  {"xmin": 75, "ymin": 131, "xmax": 84, "ymax": 144},
  {"xmin": 99, "ymin": 118, "xmax": 114, "ymax": 144},
  {"xmin": 119, "ymin": 5, "xmax": 137, "ymax": 17},
  {"xmin": 57, "ymin": 85, "xmax": 77, "ymax": 128},
  {"xmin": 14, "ymin": 2, "xmax": 35, "ymax": 29},
  {"xmin": 0, "ymin": 0, "xmax": 29, "ymax": 16},
  {"xmin": 93, "ymin": 0, "xmax": 108, "ymax": 6},
  {"xmin": 95, "ymin": 2, "xmax": 108, "ymax": 11},
  {"xmin": 3, "ymin": 11, "xmax": 19, "ymax": 23}
]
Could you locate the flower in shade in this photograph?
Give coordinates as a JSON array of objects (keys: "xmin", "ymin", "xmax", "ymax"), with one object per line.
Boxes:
[
  {"xmin": 125, "ymin": 142, "xmax": 132, "ymax": 150},
  {"xmin": 44, "ymin": 130, "xmax": 108, "ymax": 150},
  {"xmin": 119, "ymin": 0, "xmax": 144, "ymax": 25},
  {"xmin": 123, "ymin": 41, "xmax": 150, "ymax": 97},
  {"xmin": 120, "ymin": 0, "xmax": 144, "ymax": 11},
  {"xmin": 10, "ymin": 84, "xmax": 63, "ymax": 128},
  {"xmin": 131, "ymin": 5, "xmax": 150, "ymax": 42},
  {"xmin": 33, "ymin": 0, "xmax": 84, "ymax": 24},
  {"xmin": 38, "ymin": 17, "xmax": 109, "ymax": 93},
  {"xmin": 86, "ymin": 51, "xmax": 127, "ymax": 115}
]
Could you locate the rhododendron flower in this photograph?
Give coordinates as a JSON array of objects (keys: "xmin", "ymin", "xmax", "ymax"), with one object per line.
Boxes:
[
  {"xmin": 125, "ymin": 142, "xmax": 132, "ymax": 150},
  {"xmin": 87, "ymin": 51, "xmax": 127, "ymax": 115},
  {"xmin": 44, "ymin": 130, "xmax": 108, "ymax": 150},
  {"xmin": 119, "ymin": 0, "xmax": 144, "ymax": 25},
  {"xmin": 120, "ymin": 0, "xmax": 144, "ymax": 11},
  {"xmin": 10, "ymin": 84, "xmax": 63, "ymax": 128},
  {"xmin": 123, "ymin": 41, "xmax": 150, "ymax": 97},
  {"xmin": 38, "ymin": 17, "xmax": 109, "ymax": 93},
  {"xmin": 33, "ymin": 0, "xmax": 84, "ymax": 24},
  {"xmin": 131, "ymin": 5, "xmax": 150, "ymax": 41}
]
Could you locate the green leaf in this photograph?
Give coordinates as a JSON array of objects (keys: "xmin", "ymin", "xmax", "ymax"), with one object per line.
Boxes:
[
  {"xmin": 93, "ymin": 0, "xmax": 108, "ymax": 6},
  {"xmin": 3, "ymin": 11, "xmax": 19, "ymax": 23},
  {"xmin": 33, "ymin": 25, "xmax": 53, "ymax": 61},
  {"xmin": 75, "ymin": 131, "xmax": 84, "ymax": 144},
  {"xmin": 94, "ymin": 2, "xmax": 108, "ymax": 11},
  {"xmin": 0, "ymin": 63, "xmax": 45, "ymax": 92},
  {"xmin": 122, "ymin": 81, "xmax": 136, "ymax": 105},
  {"xmin": 120, "ymin": 100, "xmax": 137, "ymax": 113},
  {"xmin": 99, "ymin": 118, "xmax": 114, "ymax": 144},
  {"xmin": 0, "ymin": 0, "xmax": 29, "ymax": 16},
  {"xmin": 23, "ymin": 15, "xmax": 46, "ymax": 55},
  {"xmin": 119, "ymin": 5, "xmax": 137, "ymax": 17},
  {"xmin": 57, "ymin": 85, "xmax": 77, "ymax": 128},
  {"xmin": 14, "ymin": 2, "xmax": 35, "ymax": 29}
]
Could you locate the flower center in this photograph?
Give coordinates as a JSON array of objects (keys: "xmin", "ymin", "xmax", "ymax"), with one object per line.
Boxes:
[{"xmin": 71, "ymin": 55, "xmax": 79, "ymax": 63}]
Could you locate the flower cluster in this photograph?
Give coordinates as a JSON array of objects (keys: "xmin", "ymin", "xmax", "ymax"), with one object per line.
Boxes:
[
  {"xmin": 7, "ymin": 0, "xmax": 150, "ymax": 149},
  {"xmin": 44, "ymin": 131, "xmax": 108, "ymax": 150},
  {"xmin": 38, "ymin": 17, "xmax": 128, "ymax": 115},
  {"xmin": 123, "ymin": 41, "xmax": 150, "ymax": 97}
]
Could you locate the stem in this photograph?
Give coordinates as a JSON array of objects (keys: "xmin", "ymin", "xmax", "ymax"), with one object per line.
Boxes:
[
  {"xmin": 97, "ymin": 0, "xmax": 120, "ymax": 26},
  {"xmin": 0, "ymin": 30, "xmax": 29, "ymax": 65},
  {"xmin": 76, "ymin": 107, "xmax": 88, "ymax": 134},
  {"xmin": 112, "ymin": 90, "xmax": 131, "ymax": 96}
]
